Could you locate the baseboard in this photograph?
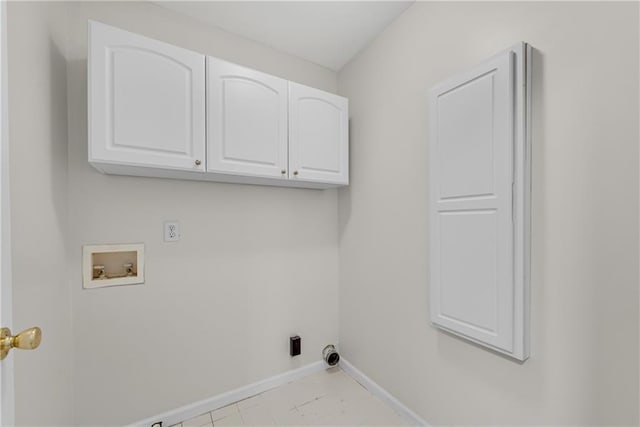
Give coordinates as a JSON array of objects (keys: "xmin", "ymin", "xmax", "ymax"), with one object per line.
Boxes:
[
  {"xmin": 339, "ymin": 358, "xmax": 429, "ymax": 426},
  {"xmin": 128, "ymin": 361, "xmax": 326, "ymax": 427},
  {"xmin": 129, "ymin": 358, "xmax": 429, "ymax": 427}
]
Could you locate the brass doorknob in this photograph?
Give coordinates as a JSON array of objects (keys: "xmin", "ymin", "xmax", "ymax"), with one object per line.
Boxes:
[{"xmin": 0, "ymin": 327, "xmax": 41, "ymax": 360}]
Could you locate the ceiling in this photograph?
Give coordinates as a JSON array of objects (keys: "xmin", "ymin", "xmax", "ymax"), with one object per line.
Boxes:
[{"xmin": 153, "ymin": 1, "xmax": 414, "ymax": 71}]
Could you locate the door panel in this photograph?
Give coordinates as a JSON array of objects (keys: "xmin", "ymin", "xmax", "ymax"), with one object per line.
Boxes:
[
  {"xmin": 0, "ymin": 2, "xmax": 12, "ymax": 423},
  {"xmin": 437, "ymin": 72, "xmax": 495, "ymax": 199},
  {"xmin": 439, "ymin": 209, "xmax": 498, "ymax": 333},
  {"xmin": 288, "ymin": 82, "xmax": 348, "ymax": 185},
  {"xmin": 207, "ymin": 57, "xmax": 288, "ymax": 179},
  {"xmin": 429, "ymin": 51, "xmax": 515, "ymax": 353},
  {"xmin": 89, "ymin": 21, "xmax": 206, "ymax": 171}
]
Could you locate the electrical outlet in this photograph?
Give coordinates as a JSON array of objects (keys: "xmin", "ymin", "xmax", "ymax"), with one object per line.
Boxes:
[{"xmin": 163, "ymin": 221, "xmax": 180, "ymax": 242}]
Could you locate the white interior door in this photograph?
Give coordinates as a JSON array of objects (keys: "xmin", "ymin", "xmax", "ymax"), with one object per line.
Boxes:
[
  {"xmin": 429, "ymin": 51, "xmax": 516, "ymax": 354},
  {"xmin": 0, "ymin": 1, "xmax": 14, "ymax": 424},
  {"xmin": 207, "ymin": 56, "xmax": 288, "ymax": 179}
]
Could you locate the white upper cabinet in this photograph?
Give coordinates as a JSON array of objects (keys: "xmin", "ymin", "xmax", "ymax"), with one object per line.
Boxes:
[
  {"xmin": 429, "ymin": 43, "xmax": 531, "ymax": 361},
  {"xmin": 289, "ymin": 83, "xmax": 349, "ymax": 185},
  {"xmin": 89, "ymin": 21, "xmax": 206, "ymax": 172},
  {"xmin": 88, "ymin": 21, "xmax": 348, "ymax": 189},
  {"xmin": 207, "ymin": 57, "xmax": 288, "ymax": 179}
]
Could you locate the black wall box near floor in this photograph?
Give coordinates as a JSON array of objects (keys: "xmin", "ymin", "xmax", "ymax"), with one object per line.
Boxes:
[{"xmin": 290, "ymin": 335, "xmax": 301, "ymax": 356}]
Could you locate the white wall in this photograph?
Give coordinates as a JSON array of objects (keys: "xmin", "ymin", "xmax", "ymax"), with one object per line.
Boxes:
[
  {"xmin": 10, "ymin": 1, "xmax": 339, "ymax": 425},
  {"xmin": 338, "ymin": 2, "xmax": 639, "ymax": 425},
  {"xmin": 8, "ymin": 1, "xmax": 639, "ymax": 425},
  {"xmin": 7, "ymin": 2, "xmax": 73, "ymax": 426},
  {"xmin": 64, "ymin": 2, "xmax": 339, "ymax": 425}
]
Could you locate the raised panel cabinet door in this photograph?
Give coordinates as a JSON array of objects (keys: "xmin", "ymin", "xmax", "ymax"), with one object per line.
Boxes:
[
  {"xmin": 89, "ymin": 21, "xmax": 206, "ymax": 171},
  {"xmin": 207, "ymin": 57, "xmax": 288, "ymax": 179},
  {"xmin": 429, "ymin": 51, "xmax": 517, "ymax": 355},
  {"xmin": 288, "ymin": 82, "xmax": 348, "ymax": 185}
]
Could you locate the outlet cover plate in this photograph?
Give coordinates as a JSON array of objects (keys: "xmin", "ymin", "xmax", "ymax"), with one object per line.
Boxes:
[{"xmin": 164, "ymin": 221, "xmax": 181, "ymax": 242}]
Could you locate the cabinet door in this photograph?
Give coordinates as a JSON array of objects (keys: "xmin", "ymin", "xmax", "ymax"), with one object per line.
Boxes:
[
  {"xmin": 207, "ymin": 57, "xmax": 288, "ymax": 179},
  {"xmin": 429, "ymin": 51, "xmax": 518, "ymax": 355},
  {"xmin": 89, "ymin": 21, "xmax": 205, "ymax": 171},
  {"xmin": 288, "ymin": 83, "xmax": 349, "ymax": 185}
]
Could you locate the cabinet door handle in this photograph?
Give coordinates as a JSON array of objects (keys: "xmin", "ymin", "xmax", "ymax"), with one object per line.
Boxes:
[
  {"xmin": 281, "ymin": 170, "xmax": 286, "ymax": 175},
  {"xmin": 195, "ymin": 160, "xmax": 201, "ymax": 166},
  {"xmin": 293, "ymin": 171, "xmax": 298, "ymax": 176}
]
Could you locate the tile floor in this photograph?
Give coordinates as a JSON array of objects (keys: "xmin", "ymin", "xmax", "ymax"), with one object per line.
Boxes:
[{"xmin": 173, "ymin": 368, "xmax": 412, "ymax": 426}]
